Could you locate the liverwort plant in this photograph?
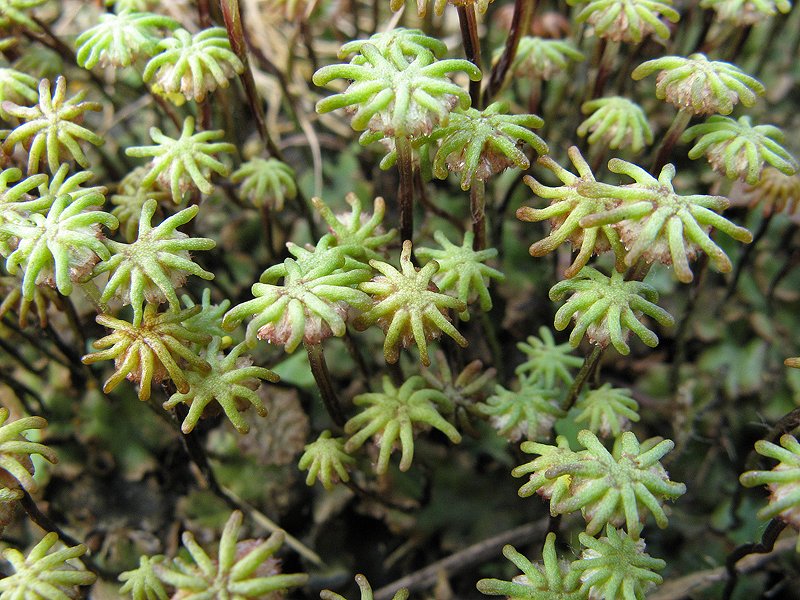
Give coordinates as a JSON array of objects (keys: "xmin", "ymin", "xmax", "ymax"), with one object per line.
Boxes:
[
  {"xmin": 299, "ymin": 430, "xmax": 354, "ymax": 490},
  {"xmin": 515, "ymin": 326, "xmax": 584, "ymax": 388},
  {"xmin": 577, "ymin": 97, "xmax": 653, "ymax": 154},
  {"xmin": 313, "ymin": 38, "xmax": 481, "ymax": 241},
  {"xmin": 569, "ymin": 0, "xmax": 680, "ymax": 43},
  {"xmin": 0, "ymin": 407, "xmax": 57, "ymax": 496},
  {"xmin": 231, "ymin": 157, "xmax": 297, "ymax": 211},
  {"xmin": 354, "ymin": 240, "xmax": 467, "ymax": 366},
  {"xmin": 2, "ymin": 76, "xmax": 104, "ymax": 174}
]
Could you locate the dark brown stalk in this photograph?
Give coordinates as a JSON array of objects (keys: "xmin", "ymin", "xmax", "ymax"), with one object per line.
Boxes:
[
  {"xmin": 259, "ymin": 204, "xmax": 276, "ymax": 261},
  {"xmin": 218, "ymin": 0, "xmax": 281, "ymax": 159},
  {"xmin": 670, "ymin": 254, "xmax": 708, "ymax": 394},
  {"xmin": 304, "ymin": 340, "xmax": 346, "ymax": 427},
  {"xmin": 470, "ymin": 178, "xmax": 487, "ymax": 250},
  {"xmin": 650, "ymin": 108, "xmax": 692, "ymax": 174},
  {"xmin": 457, "ymin": 5, "xmax": 482, "ymax": 108},
  {"xmin": 485, "ymin": 0, "xmax": 535, "ymax": 104},
  {"xmin": 722, "ymin": 210, "xmax": 774, "ymax": 304},
  {"xmin": 723, "ymin": 518, "xmax": 787, "ymax": 600},
  {"xmin": 562, "ymin": 344, "xmax": 603, "ymax": 411},
  {"xmin": 396, "ymin": 136, "xmax": 415, "ymax": 243},
  {"xmin": 592, "ymin": 40, "xmax": 620, "ymax": 99}
]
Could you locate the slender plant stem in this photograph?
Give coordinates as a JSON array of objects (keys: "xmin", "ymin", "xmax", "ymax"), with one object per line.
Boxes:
[
  {"xmin": 343, "ymin": 328, "xmax": 371, "ymax": 382},
  {"xmin": 670, "ymin": 254, "xmax": 708, "ymax": 394},
  {"xmin": 457, "ymin": 5, "xmax": 482, "ymax": 108},
  {"xmin": 562, "ymin": 344, "xmax": 603, "ymax": 411},
  {"xmin": 592, "ymin": 40, "xmax": 620, "ymax": 99},
  {"xmin": 259, "ymin": 204, "xmax": 276, "ymax": 261},
  {"xmin": 396, "ymin": 136, "xmax": 415, "ymax": 243},
  {"xmin": 485, "ymin": 0, "xmax": 535, "ymax": 104},
  {"xmin": 304, "ymin": 340, "xmax": 346, "ymax": 427},
  {"xmin": 470, "ymin": 178, "xmax": 487, "ymax": 250},
  {"xmin": 386, "ymin": 360, "xmax": 404, "ymax": 387},
  {"xmin": 651, "ymin": 108, "xmax": 692, "ymax": 174},
  {"xmin": 723, "ymin": 518, "xmax": 787, "ymax": 600}
]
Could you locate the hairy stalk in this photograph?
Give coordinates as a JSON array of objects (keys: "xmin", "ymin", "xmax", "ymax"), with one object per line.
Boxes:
[
  {"xmin": 485, "ymin": 0, "xmax": 536, "ymax": 103},
  {"xmin": 457, "ymin": 5, "xmax": 482, "ymax": 107},
  {"xmin": 651, "ymin": 108, "xmax": 692, "ymax": 174},
  {"xmin": 470, "ymin": 178, "xmax": 487, "ymax": 250},
  {"xmin": 304, "ymin": 340, "xmax": 346, "ymax": 427},
  {"xmin": 592, "ymin": 40, "xmax": 620, "ymax": 99},
  {"xmin": 396, "ymin": 136, "xmax": 415, "ymax": 243}
]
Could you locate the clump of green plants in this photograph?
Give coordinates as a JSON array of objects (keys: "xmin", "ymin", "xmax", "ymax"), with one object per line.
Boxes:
[{"xmin": 0, "ymin": 1, "xmax": 798, "ymax": 598}]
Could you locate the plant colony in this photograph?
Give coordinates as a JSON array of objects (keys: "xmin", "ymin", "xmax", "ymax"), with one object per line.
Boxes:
[{"xmin": 0, "ymin": 0, "xmax": 799, "ymax": 598}]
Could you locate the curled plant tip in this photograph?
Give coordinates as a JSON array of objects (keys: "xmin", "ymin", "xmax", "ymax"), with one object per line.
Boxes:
[
  {"xmin": 344, "ymin": 375, "xmax": 461, "ymax": 474},
  {"xmin": 0, "ymin": 532, "xmax": 96, "ymax": 598},
  {"xmin": 339, "ymin": 28, "xmax": 447, "ymax": 64},
  {"xmin": 75, "ymin": 9, "xmax": 179, "ymax": 70},
  {"xmin": 569, "ymin": 0, "xmax": 680, "ymax": 43},
  {"xmin": 298, "ymin": 430, "xmax": 355, "ymax": 490},
  {"xmin": 181, "ymin": 288, "xmax": 231, "ymax": 340},
  {"xmin": 415, "ymin": 231, "xmax": 505, "ymax": 320},
  {"xmin": 118, "ymin": 555, "xmax": 168, "ymax": 600},
  {"xmin": 313, "ymin": 43, "xmax": 481, "ymax": 139},
  {"xmin": 231, "ymin": 157, "xmax": 297, "ymax": 210},
  {"xmin": 1, "ymin": 193, "xmax": 118, "ymax": 300},
  {"xmin": 0, "ymin": 0, "xmax": 47, "ymax": 32},
  {"xmin": 580, "ymin": 160, "xmax": 753, "ymax": 282},
  {"xmin": 515, "ymin": 327, "xmax": 583, "ymax": 388},
  {"xmin": 430, "ymin": 101, "xmax": 547, "ymax": 190},
  {"xmin": 0, "ymin": 276, "xmax": 58, "ymax": 328},
  {"xmin": 0, "ymin": 407, "xmax": 57, "ymax": 494},
  {"xmin": 93, "ymin": 199, "xmax": 215, "ymax": 327},
  {"xmin": 422, "ymin": 353, "xmax": 496, "ymax": 424},
  {"xmin": 2, "ymin": 76, "xmax": 104, "ymax": 175},
  {"xmin": 517, "ymin": 430, "xmax": 686, "ymax": 537},
  {"xmin": 578, "ymin": 97, "xmax": 653, "ymax": 153},
  {"xmin": 143, "ymin": 27, "xmax": 244, "ymax": 104},
  {"xmin": 153, "ymin": 511, "xmax": 309, "ymax": 598},
  {"xmin": 0, "ymin": 67, "xmax": 37, "ymax": 120},
  {"xmin": 312, "ymin": 193, "xmax": 397, "ymax": 261},
  {"xmin": 549, "ymin": 267, "xmax": 674, "ymax": 355},
  {"xmin": 477, "ymin": 380, "xmax": 565, "ymax": 442},
  {"xmin": 0, "ymin": 167, "xmax": 48, "ymax": 226},
  {"xmin": 354, "ymin": 240, "xmax": 468, "ymax": 366},
  {"xmin": 700, "ymin": 0, "xmax": 792, "ymax": 24},
  {"xmin": 574, "ymin": 383, "xmax": 640, "ymax": 438},
  {"xmin": 787, "ymin": 357, "xmax": 800, "ymax": 368},
  {"xmin": 745, "ymin": 168, "xmax": 800, "ymax": 216},
  {"xmin": 322, "ymin": 574, "xmax": 409, "ymax": 600},
  {"xmin": 517, "ymin": 146, "xmax": 626, "ymax": 278},
  {"xmin": 740, "ymin": 434, "xmax": 800, "ymax": 549},
  {"xmin": 82, "ymin": 303, "xmax": 211, "ymax": 401},
  {"xmin": 476, "ymin": 535, "xmax": 583, "ymax": 599},
  {"xmin": 504, "ymin": 36, "xmax": 585, "ymax": 81},
  {"xmin": 573, "ymin": 526, "xmax": 665, "ymax": 599},
  {"xmin": 163, "ymin": 338, "xmax": 278, "ymax": 434},
  {"xmin": 223, "ymin": 246, "xmax": 371, "ymax": 351},
  {"xmin": 126, "ymin": 116, "xmax": 236, "ymax": 203},
  {"xmin": 513, "ymin": 435, "xmax": 581, "ymax": 506},
  {"xmin": 682, "ymin": 116, "xmax": 798, "ymax": 185},
  {"xmin": 390, "ymin": 0, "xmax": 492, "ymax": 17},
  {"xmin": 632, "ymin": 53, "xmax": 764, "ymax": 116}
]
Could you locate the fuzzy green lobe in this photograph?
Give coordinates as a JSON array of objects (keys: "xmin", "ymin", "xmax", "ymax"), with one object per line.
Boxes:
[
  {"xmin": 477, "ymin": 535, "xmax": 584, "ymax": 600},
  {"xmin": 322, "ymin": 574, "xmax": 409, "ymax": 600},
  {"xmin": 93, "ymin": 199, "xmax": 215, "ymax": 327},
  {"xmin": 312, "ymin": 193, "xmax": 397, "ymax": 262},
  {"xmin": 126, "ymin": 116, "xmax": 235, "ymax": 203},
  {"xmin": 143, "ymin": 27, "xmax": 244, "ymax": 103},
  {"xmin": 151, "ymin": 511, "xmax": 308, "ymax": 598},
  {"xmin": 578, "ymin": 96, "xmax": 653, "ymax": 152},
  {"xmin": 2, "ymin": 192, "xmax": 117, "ymax": 300},
  {"xmin": 298, "ymin": 430, "xmax": 355, "ymax": 490},
  {"xmin": 515, "ymin": 326, "xmax": 583, "ymax": 388},
  {"xmin": 507, "ymin": 36, "xmax": 585, "ymax": 80},
  {"xmin": 2, "ymin": 76, "xmax": 104, "ymax": 175},
  {"xmin": 429, "ymin": 101, "xmax": 547, "ymax": 190},
  {"xmin": 231, "ymin": 157, "xmax": 297, "ymax": 210},
  {"xmin": 0, "ymin": 407, "xmax": 57, "ymax": 494},
  {"xmin": 345, "ymin": 375, "xmax": 461, "ymax": 474},
  {"xmin": 0, "ymin": 67, "xmax": 38, "ymax": 120},
  {"xmin": 549, "ymin": 267, "xmax": 674, "ymax": 355},
  {"xmin": 75, "ymin": 9, "xmax": 179, "ymax": 69},
  {"xmin": 339, "ymin": 28, "xmax": 447, "ymax": 65},
  {"xmin": 518, "ymin": 146, "xmax": 626, "ymax": 278},
  {"xmin": 740, "ymin": 434, "xmax": 800, "ymax": 549},
  {"xmin": 163, "ymin": 338, "xmax": 278, "ymax": 434},
  {"xmin": 682, "ymin": 115, "xmax": 798, "ymax": 185},
  {"xmin": 632, "ymin": 53, "xmax": 764, "ymax": 115},
  {"xmin": 514, "ymin": 430, "xmax": 686, "ymax": 538},
  {"xmin": 415, "ymin": 230, "xmax": 504, "ymax": 320},
  {"xmin": 570, "ymin": 0, "xmax": 680, "ymax": 43},
  {"xmin": 579, "ymin": 161, "xmax": 753, "ymax": 283},
  {"xmin": 0, "ymin": 0, "xmax": 46, "ymax": 32},
  {"xmin": 313, "ymin": 42, "xmax": 481, "ymax": 139},
  {"xmin": 574, "ymin": 383, "xmax": 640, "ymax": 438},
  {"xmin": 355, "ymin": 240, "xmax": 467, "ymax": 366},
  {"xmin": 82, "ymin": 304, "xmax": 211, "ymax": 401},
  {"xmin": 223, "ymin": 247, "xmax": 371, "ymax": 352},
  {"xmin": 0, "ymin": 532, "xmax": 96, "ymax": 599}
]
